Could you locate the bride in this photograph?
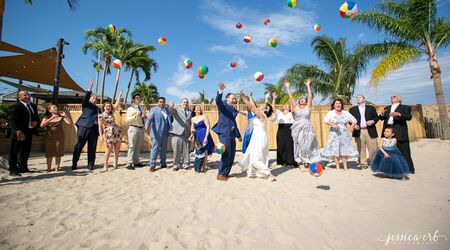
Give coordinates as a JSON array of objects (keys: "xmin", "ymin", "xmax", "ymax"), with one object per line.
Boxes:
[{"xmin": 238, "ymin": 90, "xmax": 276, "ymax": 182}]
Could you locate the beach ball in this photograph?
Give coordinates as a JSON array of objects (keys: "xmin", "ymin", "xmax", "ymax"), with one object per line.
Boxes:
[
  {"xmin": 254, "ymin": 71, "xmax": 264, "ymax": 81},
  {"xmin": 108, "ymin": 24, "xmax": 116, "ymax": 33},
  {"xmin": 313, "ymin": 24, "xmax": 321, "ymax": 32},
  {"xmin": 236, "ymin": 22, "xmax": 243, "ymax": 29},
  {"xmin": 287, "ymin": 0, "xmax": 297, "ymax": 8},
  {"xmin": 339, "ymin": 1, "xmax": 358, "ymax": 19},
  {"xmin": 112, "ymin": 59, "xmax": 122, "ymax": 69},
  {"xmin": 198, "ymin": 73, "xmax": 205, "ymax": 79},
  {"xmin": 230, "ymin": 61, "xmax": 237, "ymax": 68},
  {"xmin": 93, "ymin": 62, "xmax": 102, "ymax": 71},
  {"xmin": 268, "ymin": 38, "xmax": 278, "ymax": 48},
  {"xmin": 158, "ymin": 37, "xmax": 167, "ymax": 45},
  {"xmin": 244, "ymin": 35, "xmax": 252, "ymax": 43},
  {"xmin": 309, "ymin": 162, "xmax": 323, "ymax": 177},
  {"xmin": 215, "ymin": 143, "xmax": 225, "ymax": 154},
  {"xmin": 264, "ymin": 18, "xmax": 270, "ymax": 25},
  {"xmin": 183, "ymin": 59, "xmax": 193, "ymax": 69},
  {"xmin": 198, "ymin": 65, "xmax": 209, "ymax": 75}
]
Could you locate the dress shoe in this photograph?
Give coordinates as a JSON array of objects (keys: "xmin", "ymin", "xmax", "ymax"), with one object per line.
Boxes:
[
  {"xmin": 360, "ymin": 164, "xmax": 368, "ymax": 169},
  {"xmin": 19, "ymin": 169, "xmax": 32, "ymax": 173},
  {"xmin": 216, "ymin": 175, "xmax": 227, "ymax": 181},
  {"xmin": 160, "ymin": 164, "xmax": 167, "ymax": 168},
  {"xmin": 134, "ymin": 162, "xmax": 144, "ymax": 168},
  {"xmin": 9, "ymin": 172, "xmax": 21, "ymax": 177},
  {"xmin": 149, "ymin": 166, "xmax": 156, "ymax": 172},
  {"xmin": 172, "ymin": 167, "xmax": 180, "ymax": 171},
  {"xmin": 71, "ymin": 166, "xmax": 77, "ymax": 170},
  {"xmin": 87, "ymin": 166, "xmax": 94, "ymax": 171},
  {"xmin": 126, "ymin": 164, "xmax": 135, "ymax": 170}
]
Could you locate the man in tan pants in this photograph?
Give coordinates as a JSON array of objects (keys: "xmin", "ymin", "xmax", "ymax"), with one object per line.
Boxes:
[{"xmin": 349, "ymin": 95, "xmax": 379, "ymax": 169}]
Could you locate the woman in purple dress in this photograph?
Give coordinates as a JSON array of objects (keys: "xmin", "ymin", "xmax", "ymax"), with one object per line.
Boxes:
[{"xmin": 189, "ymin": 105, "xmax": 214, "ymax": 172}]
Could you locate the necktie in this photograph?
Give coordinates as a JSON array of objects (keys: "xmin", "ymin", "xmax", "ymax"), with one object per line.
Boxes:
[
  {"xmin": 185, "ymin": 109, "xmax": 188, "ymax": 118},
  {"xmin": 26, "ymin": 104, "xmax": 33, "ymax": 115}
]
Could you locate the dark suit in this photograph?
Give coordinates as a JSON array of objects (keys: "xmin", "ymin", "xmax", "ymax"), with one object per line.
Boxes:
[
  {"xmin": 72, "ymin": 91, "xmax": 100, "ymax": 169},
  {"xmin": 212, "ymin": 92, "xmax": 241, "ymax": 177},
  {"xmin": 8, "ymin": 101, "xmax": 39, "ymax": 173},
  {"xmin": 349, "ymin": 104, "xmax": 379, "ymax": 138},
  {"xmin": 349, "ymin": 104, "xmax": 379, "ymax": 165},
  {"xmin": 379, "ymin": 104, "xmax": 415, "ymax": 173}
]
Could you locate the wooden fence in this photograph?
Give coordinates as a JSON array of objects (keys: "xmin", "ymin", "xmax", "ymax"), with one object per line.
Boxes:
[{"xmin": 0, "ymin": 104, "xmax": 427, "ymax": 154}]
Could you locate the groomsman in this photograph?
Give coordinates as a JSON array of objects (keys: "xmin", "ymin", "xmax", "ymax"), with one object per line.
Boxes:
[
  {"xmin": 379, "ymin": 95, "xmax": 415, "ymax": 173},
  {"xmin": 125, "ymin": 93, "xmax": 146, "ymax": 170},
  {"xmin": 72, "ymin": 80, "xmax": 101, "ymax": 170},
  {"xmin": 349, "ymin": 95, "xmax": 379, "ymax": 169},
  {"xmin": 168, "ymin": 98, "xmax": 192, "ymax": 171},
  {"xmin": 145, "ymin": 97, "xmax": 173, "ymax": 172},
  {"xmin": 8, "ymin": 90, "xmax": 40, "ymax": 176}
]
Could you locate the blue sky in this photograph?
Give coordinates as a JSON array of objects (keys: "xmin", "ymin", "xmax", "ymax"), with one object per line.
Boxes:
[{"xmin": 2, "ymin": 0, "xmax": 450, "ymax": 105}]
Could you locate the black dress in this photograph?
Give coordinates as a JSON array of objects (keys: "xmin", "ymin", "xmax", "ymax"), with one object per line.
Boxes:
[{"xmin": 275, "ymin": 110, "xmax": 297, "ymax": 166}]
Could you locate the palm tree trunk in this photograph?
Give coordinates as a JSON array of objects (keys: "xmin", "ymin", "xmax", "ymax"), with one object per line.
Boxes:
[
  {"xmin": 0, "ymin": 0, "xmax": 5, "ymax": 41},
  {"xmin": 100, "ymin": 58, "xmax": 109, "ymax": 104},
  {"xmin": 428, "ymin": 53, "xmax": 450, "ymax": 140},
  {"xmin": 112, "ymin": 68, "xmax": 121, "ymax": 102},
  {"xmin": 124, "ymin": 69, "xmax": 135, "ymax": 104}
]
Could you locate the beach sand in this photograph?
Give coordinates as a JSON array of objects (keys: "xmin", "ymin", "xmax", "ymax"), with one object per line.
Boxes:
[{"xmin": 0, "ymin": 139, "xmax": 449, "ymax": 249}]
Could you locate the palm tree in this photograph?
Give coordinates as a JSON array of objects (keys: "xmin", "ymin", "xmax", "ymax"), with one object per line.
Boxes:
[
  {"xmin": 124, "ymin": 50, "xmax": 158, "ymax": 104},
  {"xmin": 353, "ymin": 0, "xmax": 450, "ymax": 139},
  {"xmin": 191, "ymin": 90, "xmax": 213, "ymax": 104},
  {"xmin": 132, "ymin": 82, "xmax": 159, "ymax": 107},
  {"xmin": 280, "ymin": 36, "xmax": 376, "ymax": 104},
  {"xmin": 82, "ymin": 27, "xmax": 131, "ymax": 103},
  {"xmin": 111, "ymin": 38, "xmax": 156, "ymax": 102},
  {"xmin": 264, "ymin": 82, "xmax": 303, "ymax": 104}
]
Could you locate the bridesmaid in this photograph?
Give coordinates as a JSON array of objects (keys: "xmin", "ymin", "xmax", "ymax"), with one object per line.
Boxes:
[
  {"xmin": 286, "ymin": 80, "xmax": 320, "ymax": 170},
  {"xmin": 321, "ymin": 98, "xmax": 359, "ymax": 171},
  {"xmin": 40, "ymin": 103, "xmax": 72, "ymax": 172},
  {"xmin": 189, "ymin": 105, "xmax": 214, "ymax": 172},
  {"xmin": 237, "ymin": 92, "xmax": 256, "ymax": 154},
  {"xmin": 270, "ymin": 92, "xmax": 297, "ymax": 167},
  {"xmin": 99, "ymin": 91, "xmax": 122, "ymax": 172}
]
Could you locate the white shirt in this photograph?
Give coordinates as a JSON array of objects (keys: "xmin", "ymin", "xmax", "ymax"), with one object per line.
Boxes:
[
  {"xmin": 358, "ymin": 103, "xmax": 367, "ymax": 128},
  {"xmin": 274, "ymin": 110, "xmax": 294, "ymax": 124},
  {"xmin": 388, "ymin": 103, "xmax": 400, "ymax": 125},
  {"xmin": 160, "ymin": 107, "xmax": 168, "ymax": 120},
  {"xmin": 19, "ymin": 100, "xmax": 33, "ymax": 128}
]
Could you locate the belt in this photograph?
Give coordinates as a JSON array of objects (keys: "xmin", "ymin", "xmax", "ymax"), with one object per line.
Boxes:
[
  {"xmin": 130, "ymin": 125, "xmax": 143, "ymax": 128},
  {"xmin": 360, "ymin": 127, "xmax": 367, "ymax": 130}
]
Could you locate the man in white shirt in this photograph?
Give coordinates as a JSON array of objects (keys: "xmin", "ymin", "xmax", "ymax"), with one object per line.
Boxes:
[{"xmin": 125, "ymin": 93, "xmax": 146, "ymax": 170}]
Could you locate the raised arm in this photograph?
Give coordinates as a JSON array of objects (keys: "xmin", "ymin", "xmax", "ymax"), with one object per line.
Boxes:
[
  {"xmin": 82, "ymin": 80, "xmax": 94, "ymax": 108},
  {"xmin": 239, "ymin": 90, "xmax": 264, "ymax": 120},
  {"xmin": 271, "ymin": 92, "xmax": 278, "ymax": 112},
  {"xmin": 305, "ymin": 79, "xmax": 312, "ymax": 109},
  {"xmin": 285, "ymin": 81, "xmax": 297, "ymax": 111},
  {"xmin": 112, "ymin": 90, "xmax": 122, "ymax": 112},
  {"xmin": 215, "ymin": 82, "xmax": 234, "ymax": 118}
]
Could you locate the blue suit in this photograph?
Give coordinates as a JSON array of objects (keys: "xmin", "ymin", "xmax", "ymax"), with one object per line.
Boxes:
[
  {"xmin": 146, "ymin": 106, "xmax": 173, "ymax": 167},
  {"xmin": 212, "ymin": 92, "xmax": 241, "ymax": 176},
  {"xmin": 72, "ymin": 90, "xmax": 100, "ymax": 169}
]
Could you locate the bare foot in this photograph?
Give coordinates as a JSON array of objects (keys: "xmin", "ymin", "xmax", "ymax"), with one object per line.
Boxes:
[
  {"xmin": 101, "ymin": 167, "xmax": 109, "ymax": 173},
  {"xmin": 267, "ymin": 174, "xmax": 276, "ymax": 182}
]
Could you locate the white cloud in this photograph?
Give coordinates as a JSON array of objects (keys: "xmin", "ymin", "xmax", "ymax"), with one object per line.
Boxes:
[
  {"xmin": 166, "ymin": 86, "xmax": 199, "ymax": 101},
  {"xmin": 170, "ymin": 56, "xmax": 194, "ymax": 87},
  {"xmin": 355, "ymin": 53, "xmax": 450, "ymax": 104},
  {"xmin": 200, "ymin": 0, "xmax": 316, "ymax": 57}
]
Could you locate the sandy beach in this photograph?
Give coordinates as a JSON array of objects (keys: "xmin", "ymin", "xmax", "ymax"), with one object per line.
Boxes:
[{"xmin": 0, "ymin": 138, "xmax": 449, "ymax": 250}]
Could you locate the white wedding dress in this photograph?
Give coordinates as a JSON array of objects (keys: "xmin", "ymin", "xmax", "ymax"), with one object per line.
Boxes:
[{"xmin": 239, "ymin": 114, "xmax": 271, "ymax": 177}]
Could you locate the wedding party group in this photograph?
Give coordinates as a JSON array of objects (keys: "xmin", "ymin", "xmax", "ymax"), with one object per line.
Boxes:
[{"xmin": 8, "ymin": 80, "xmax": 415, "ymax": 181}]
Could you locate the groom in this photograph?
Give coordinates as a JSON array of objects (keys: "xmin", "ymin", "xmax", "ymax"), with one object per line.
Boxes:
[{"xmin": 212, "ymin": 82, "xmax": 242, "ymax": 181}]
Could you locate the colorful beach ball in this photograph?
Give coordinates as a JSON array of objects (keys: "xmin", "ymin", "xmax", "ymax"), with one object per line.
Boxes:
[
  {"xmin": 215, "ymin": 143, "xmax": 225, "ymax": 154},
  {"xmin": 93, "ymin": 62, "xmax": 102, "ymax": 71},
  {"xmin": 264, "ymin": 18, "xmax": 270, "ymax": 25},
  {"xmin": 112, "ymin": 59, "xmax": 122, "ymax": 69},
  {"xmin": 254, "ymin": 71, "xmax": 264, "ymax": 81},
  {"xmin": 313, "ymin": 24, "xmax": 321, "ymax": 32},
  {"xmin": 198, "ymin": 65, "xmax": 208, "ymax": 75},
  {"xmin": 287, "ymin": 0, "xmax": 297, "ymax": 8},
  {"xmin": 268, "ymin": 38, "xmax": 278, "ymax": 48},
  {"xmin": 158, "ymin": 37, "xmax": 167, "ymax": 45},
  {"xmin": 339, "ymin": 1, "xmax": 358, "ymax": 19},
  {"xmin": 236, "ymin": 22, "xmax": 243, "ymax": 29},
  {"xmin": 244, "ymin": 35, "xmax": 252, "ymax": 43},
  {"xmin": 183, "ymin": 59, "xmax": 193, "ymax": 69},
  {"xmin": 309, "ymin": 162, "xmax": 323, "ymax": 177},
  {"xmin": 108, "ymin": 24, "xmax": 116, "ymax": 33},
  {"xmin": 230, "ymin": 61, "xmax": 237, "ymax": 68}
]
